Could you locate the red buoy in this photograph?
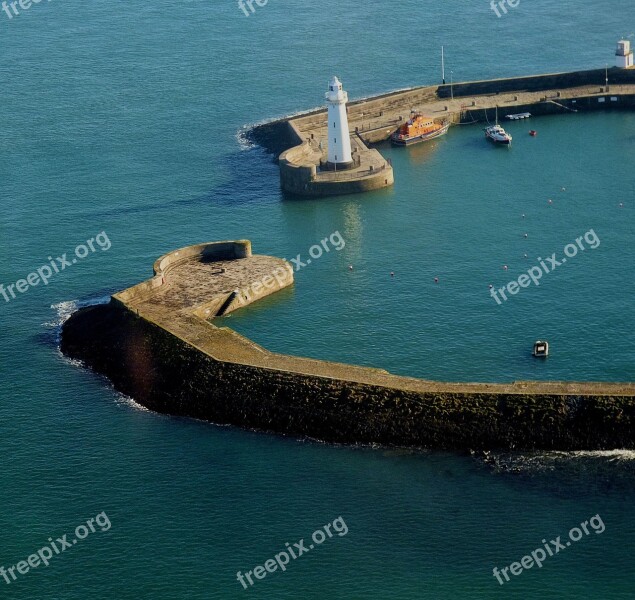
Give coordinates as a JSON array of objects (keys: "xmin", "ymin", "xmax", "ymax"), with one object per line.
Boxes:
[{"xmin": 529, "ymin": 130, "xmax": 537, "ymax": 136}]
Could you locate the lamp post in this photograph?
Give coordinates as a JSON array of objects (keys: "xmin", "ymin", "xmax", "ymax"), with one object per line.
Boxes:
[
  {"xmin": 441, "ymin": 45, "xmax": 445, "ymax": 84},
  {"xmin": 605, "ymin": 64, "xmax": 609, "ymax": 92},
  {"xmin": 450, "ymin": 70, "xmax": 454, "ymax": 101}
]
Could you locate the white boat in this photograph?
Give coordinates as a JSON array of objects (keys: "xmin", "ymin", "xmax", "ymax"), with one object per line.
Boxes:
[
  {"xmin": 506, "ymin": 112, "xmax": 532, "ymax": 120},
  {"xmin": 533, "ymin": 340, "xmax": 549, "ymax": 357},
  {"xmin": 484, "ymin": 107, "xmax": 512, "ymax": 145},
  {"xmin": 485, "ymin": 124, "xmax": 512, "ymax": 145}
]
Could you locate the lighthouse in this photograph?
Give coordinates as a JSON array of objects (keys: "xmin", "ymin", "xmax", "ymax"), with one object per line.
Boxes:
[{"xmin": 325, "ymin": 76, "xmax": 353, "ymax": 169}]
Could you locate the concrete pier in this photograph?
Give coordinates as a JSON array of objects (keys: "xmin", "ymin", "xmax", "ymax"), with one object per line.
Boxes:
[
  {"xmin": 255, "ymin": 67, "xmax": 635, "ymax": 197},
  {"xmin": 113, "ymin": 241, "xmax": 294, "ymax": 322},
  {"xmin": 62, "ymin": 241, "xmax": 635, "ymax": 451},
  {"xmin": 278, "ymin": 119, "xmax": 394, "ymax": 196}
]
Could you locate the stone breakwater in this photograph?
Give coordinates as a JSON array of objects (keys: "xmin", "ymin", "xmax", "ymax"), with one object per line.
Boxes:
[
  {"xmin": 60, "ymin": 241, "xmax": 635, "ymax": 451},
  {"xmin": 251, "ymin": 67, "xmax": 635, "ymax": 197}
]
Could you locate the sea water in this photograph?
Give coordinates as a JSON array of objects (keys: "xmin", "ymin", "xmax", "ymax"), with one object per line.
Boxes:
[{"xmin": 1, "ymin": 1, "xmax": 634, "ymax": 598}]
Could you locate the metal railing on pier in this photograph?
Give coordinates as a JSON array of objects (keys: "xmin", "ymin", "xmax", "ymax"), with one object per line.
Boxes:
[{"xmin": 313, "ymin": 161, "xmax": 390, "ymax": 181}]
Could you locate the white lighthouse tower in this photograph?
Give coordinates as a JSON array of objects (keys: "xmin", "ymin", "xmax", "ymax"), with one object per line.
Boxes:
[
  {"xmin": 325, "ymin": 76, "xmax": 353, "ymax": 169},
  {"xmin": 616, "ymin": 40, "xmax": 634, "ymax": 68}
]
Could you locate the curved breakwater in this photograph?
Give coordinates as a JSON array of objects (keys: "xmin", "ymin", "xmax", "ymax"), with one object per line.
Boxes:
[{"xmin": 60, "ymin": 241, "xmax": 635, "ymax": 451}]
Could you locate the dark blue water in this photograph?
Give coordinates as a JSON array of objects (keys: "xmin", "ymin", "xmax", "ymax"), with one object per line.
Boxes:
[{"xmin": 1, "ymin": 1, "xmax": 634, "ymax": 598}]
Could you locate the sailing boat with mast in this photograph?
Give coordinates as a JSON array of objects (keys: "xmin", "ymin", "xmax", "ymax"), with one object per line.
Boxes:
[{"xmin": 484, "ymin": 107, "xmax": 512, "ymax": 145}]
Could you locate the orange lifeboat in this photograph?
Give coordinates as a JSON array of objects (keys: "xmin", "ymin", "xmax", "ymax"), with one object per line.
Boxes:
[{"xmin": 391, "ymin": 111, "xmax": 450, "ymax": 146}]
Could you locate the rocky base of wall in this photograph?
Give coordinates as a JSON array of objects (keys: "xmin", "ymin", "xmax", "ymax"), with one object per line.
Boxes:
[{"xmin": 61, "ymin": 302, "xmax": 635, "ymax": 451}]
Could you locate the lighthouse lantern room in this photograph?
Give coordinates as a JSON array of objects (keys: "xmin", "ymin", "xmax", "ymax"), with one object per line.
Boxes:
[{"xmin": 325, "ymin": 76, "xmax": 354, "ymax": 169}]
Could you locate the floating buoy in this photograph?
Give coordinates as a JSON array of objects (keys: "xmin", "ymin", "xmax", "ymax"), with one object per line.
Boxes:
[
  {"xmin": 548, "ymin": 199, "xmax": 553, "ymax": 204},
  {"xmin": 522, "ymin": 213, "xmax": 526, "ymax": 218},
  {"xmin": 561, "ymin": 187, "xmax": 566, "ymax": 191},
  {"xmin": 524, "ymin": 253, "xmax": 528, "ymax": 258},
  {"xmin": 348, "ymin": 265, "xmax": 353, "ymax": 270},
  {"xmin": 524, "ymin": 233, "xmax": 528, "ymax": 238},
  {"xmin": 489, "ymin": 284, "xmax": 493, "ymax": 289},
  {"xmin": 619, "ymin": 202, "xmax": 624, "ymax": 207},
  {"xmin": 390, "ymin": 272, "xmax": 394, "ymax": 277},
  {"xmin": 434, "ymin": 277, "xmax": 439, "ymax": 284},
  {"xmin": 529, "ymin": 130, "xmax": 537, "ymax": 136},
  {"xmin": 503, "ymin": 265, "xmax": 508, "ymax": 271}
]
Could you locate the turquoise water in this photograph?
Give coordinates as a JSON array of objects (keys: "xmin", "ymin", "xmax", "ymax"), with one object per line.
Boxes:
[
  {"xmin": 2, "ymin": 1, "xmax": 635, "ymax": 598},
  {"xmin": 225, "ymin": 110, "xmax": 635, "ymax": 383}
]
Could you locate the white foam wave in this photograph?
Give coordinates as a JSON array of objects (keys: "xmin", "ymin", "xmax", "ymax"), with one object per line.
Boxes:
[
  {"xmin": 551, "ymin": 449, "xmax": 635, "ymax": 461},
  {"xmin": 45, "ymin": 295, "xmax": 111, "ymax": 328},
  {"xmin": 44, "ymin": 295, "xmax": 111, "ymax": 351},
  {"xmin": 236, "ymin": 126, "xmax": 258, "ymax": 151},
  {"xmin": 237, "ymin": 105, "xmax": 324, "ymax": 151},
  {"xmin": 247, "ymin": 105, "xmax": 324, "ymax": 128},
  {"xmin": 475, "ymin": 448, "xmax": 635, "ymax": 477},
  {"xmin": 113, "ymin": 392, "xmax": 153, "ymax": 414}
]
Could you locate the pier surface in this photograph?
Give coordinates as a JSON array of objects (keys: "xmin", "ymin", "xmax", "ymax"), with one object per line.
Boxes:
[
  {"xmin": 62, "ymin": 240, "xmax": 635, "ymax": 451},
  {"xmin": 258, "ymin": 67, "xmax": 635, "ymax": 197}
]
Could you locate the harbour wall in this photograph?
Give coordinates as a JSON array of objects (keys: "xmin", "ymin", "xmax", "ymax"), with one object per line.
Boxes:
[
  {"xmin": 278, "ymin": 141, "xmax": 317, "ymax": 193},
  {"xmin": 464, "ymin": 94, "xmax": 635, "ymax": 123},
  {"xmin": 61, "ymin": 243, "xmax": 635, "ymax": 451},
  {"xmin": 437, "ymin": 67, "xmax": 635, "ymax": 99},
  {"xmin": 251, "ymin": 68, "xmax": 635, "ymax": 154},
  {"xmin": 61, "ymin": 303, "xmax": 635, "ymax": 451},
  {"xmin": 252, "ymin": 68, "xmax": 635, "ymax": 197},
  {"xmin": 251, "ymin": 85, "xmax": 440, "ymax": 151},
  {"xmin": 113, "ymin": 241, "xmax": 253, "ymax": 310},
  {"xmin": 278, "ymin": 114, "xmax": 394, "ymax": 197},
  {"xmin": 279, "ymin": 148, "xmax": 395, "ymax": 196}
]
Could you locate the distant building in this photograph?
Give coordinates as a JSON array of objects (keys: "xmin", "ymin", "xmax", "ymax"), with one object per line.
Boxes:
[{"xmin": 616, "ymin": 40, "xmax": 634, "ymax": 69}]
